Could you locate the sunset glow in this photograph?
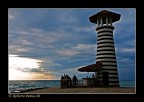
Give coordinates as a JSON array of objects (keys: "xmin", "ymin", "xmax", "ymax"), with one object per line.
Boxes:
[{"xmin": 9, "ymin": 54, "xmax": 54, "ymax": 80}]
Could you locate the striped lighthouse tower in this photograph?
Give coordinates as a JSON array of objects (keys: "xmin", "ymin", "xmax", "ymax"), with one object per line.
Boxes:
[{"xmin": 89, "ymin": 10, "xmax": 120, "ymax": 87}]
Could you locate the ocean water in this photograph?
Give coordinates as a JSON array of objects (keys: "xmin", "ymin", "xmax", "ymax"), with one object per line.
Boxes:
[
  {"xmin": 119, "ymin": 80, "xmax": 135, "ymax": 88},
  {"xmin": 8, "ymin": 80, "xmax": 135, "ymax": 93},
  {"xmin": 8, "ymin": 80, "xmax": 60, "ymax": 93}
]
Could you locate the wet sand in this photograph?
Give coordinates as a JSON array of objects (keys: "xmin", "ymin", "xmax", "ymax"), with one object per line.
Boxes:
[{"xmin": 22, "ymin": 87, "xmax": 135, "ymax": 94}]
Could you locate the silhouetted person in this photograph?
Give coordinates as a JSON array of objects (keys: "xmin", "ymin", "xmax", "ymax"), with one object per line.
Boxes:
[
  {"xmin": 60, "ymin": 75, "xmax": 64, "ymax": 89},
  {"xmin": 65, "ymin": 75, "xmax": 72, "ymax": 87},
  {"xmin": 65, "ymin": 75, "xmax": 69, "ymax": 87},
  {"xmin": 63, "ymin": 74, "xmax": 67, "ymax": 87},
  {"xmin": 92, "ymin": 73, "xmax": 97, "ymax": 87},
  {"xmin": 72, "ymin": 74, "xmax": 78, "ymax": 86},
  {"xmin": 68, "ymin": 75, "xmax": 72, "ymax": 87},
  {"xmin": 92, "ymin": 74, "xmax": 95, "ymax": 79}
]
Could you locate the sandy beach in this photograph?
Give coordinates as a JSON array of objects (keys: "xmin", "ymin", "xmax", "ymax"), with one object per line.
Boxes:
[{"xmin": 21, "ymin": 87, "xmax": 135, "ymax": 94}]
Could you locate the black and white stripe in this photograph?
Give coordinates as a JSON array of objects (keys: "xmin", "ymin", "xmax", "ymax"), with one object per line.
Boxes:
[{"xmin": 96, "ymin": 25, "xmax": 119, "ymax": 87}]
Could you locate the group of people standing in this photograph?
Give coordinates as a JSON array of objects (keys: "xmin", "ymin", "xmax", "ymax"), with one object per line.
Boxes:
[{"xmin": 60, "ymin": 74, "xmax": 78, "ymax": 89}]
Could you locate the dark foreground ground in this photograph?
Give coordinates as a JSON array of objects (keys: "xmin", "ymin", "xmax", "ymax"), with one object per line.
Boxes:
[{"xmin": 20, "ymin": 87, "xmax": 135, "ymax": 94}]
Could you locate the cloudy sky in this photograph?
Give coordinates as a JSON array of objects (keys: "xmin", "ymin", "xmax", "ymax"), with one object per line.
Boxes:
[{"xmin": 8, "ymin": 8, "xmax": 135, "ymax": 80}]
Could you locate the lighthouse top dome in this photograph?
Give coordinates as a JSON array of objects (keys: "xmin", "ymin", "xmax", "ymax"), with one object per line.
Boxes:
[{"xmin": 89, "ymin": 10, "xmax": 121, "ymax": 24}]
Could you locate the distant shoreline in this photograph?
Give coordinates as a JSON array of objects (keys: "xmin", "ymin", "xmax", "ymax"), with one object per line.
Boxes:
[{"xmin": 10, "ymin": 87, "xmax": 135, "ymax": 94}]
